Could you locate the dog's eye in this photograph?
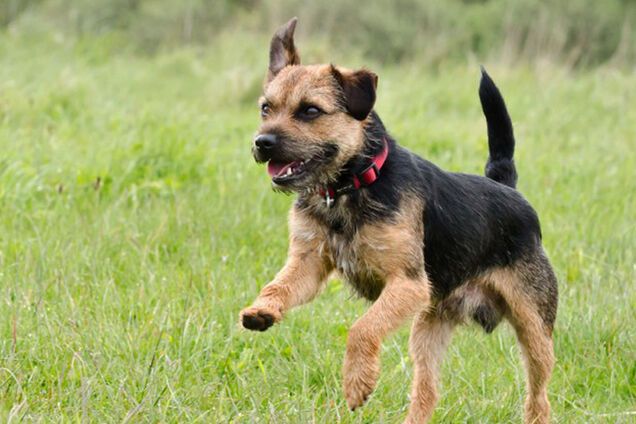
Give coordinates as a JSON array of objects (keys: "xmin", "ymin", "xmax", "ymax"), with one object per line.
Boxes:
[
  {"xmin": 297, "ymin": 105, "xmax": 322, "ymax": 120},
  {"xmin": 260, "ymin": 103, "xmax": 271, "ymax": 117},
  {"xmin": 305, "ymin": 106, "xmax": 320, "ymax": 116}
]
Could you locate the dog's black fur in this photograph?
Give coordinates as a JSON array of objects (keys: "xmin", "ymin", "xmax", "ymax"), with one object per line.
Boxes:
[{"xmin": 295, "ymin": 70, "xmax": 549, "ymax": 329}]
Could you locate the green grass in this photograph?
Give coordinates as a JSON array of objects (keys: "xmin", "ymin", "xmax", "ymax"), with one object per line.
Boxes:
[{"xmin": 0, "ymin": 32, "xmax": 635, "ymax": 422}]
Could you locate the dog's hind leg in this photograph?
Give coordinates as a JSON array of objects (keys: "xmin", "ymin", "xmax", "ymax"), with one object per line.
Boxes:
[
  {"xmin": 489, "ymin": 254, "xmax": 557, "ymax": 424},
  {"xmin": 404, "ymin": 311, "xmax": 455, "ymax": 424},
  {"xmin": 513, "ymin": 314, "xmax": 554, "ymax": 424}
]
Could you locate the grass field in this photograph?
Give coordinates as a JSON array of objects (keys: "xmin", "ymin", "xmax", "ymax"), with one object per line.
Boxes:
[{"xmin": 1, "ymin": 32, "xmax": 635, "ymax": 422}]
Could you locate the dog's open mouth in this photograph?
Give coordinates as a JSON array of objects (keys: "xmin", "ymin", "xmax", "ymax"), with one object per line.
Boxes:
[{"xmin": 267, "ymin": 159, "xmax": 309, "ymax": 183}]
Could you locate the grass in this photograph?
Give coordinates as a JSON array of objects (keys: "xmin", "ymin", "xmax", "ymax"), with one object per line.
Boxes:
[{"xmin": 0, "ymin": 31, "xmax": 635, "ymax": 422}]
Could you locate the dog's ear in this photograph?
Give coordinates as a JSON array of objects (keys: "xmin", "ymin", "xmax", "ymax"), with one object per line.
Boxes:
[
  {"xmin": 332, "ymin": 68, "xmax": 378, "ymax": 121},
  {"xmin": 268, "ymin": 17, "xmax": 300, "ymax": 81}
]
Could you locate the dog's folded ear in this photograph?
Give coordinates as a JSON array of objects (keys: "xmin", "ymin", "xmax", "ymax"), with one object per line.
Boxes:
[
  {"xmin": 268, "ymin": 17, "xmax": 300, "ymax": 81},
  {"xmin": 332, "ymin": 68, "xmax": 378, "ymax": 121}
]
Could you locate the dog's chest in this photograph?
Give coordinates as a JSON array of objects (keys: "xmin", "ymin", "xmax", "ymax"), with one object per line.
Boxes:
[{"xmin": 325, "ymin": 231, "xmax": 386, "ymax": 301}]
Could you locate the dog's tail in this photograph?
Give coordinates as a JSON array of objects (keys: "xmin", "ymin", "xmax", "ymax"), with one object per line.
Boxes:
[{"xmin": 479, "ymin": 67, "xmax": 518, "ymax": 189}]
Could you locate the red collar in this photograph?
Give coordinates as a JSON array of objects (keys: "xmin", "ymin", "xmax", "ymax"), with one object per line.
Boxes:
[{"xmin": 318, "ymin": 138, "xmax": 390, "ymax": 207}]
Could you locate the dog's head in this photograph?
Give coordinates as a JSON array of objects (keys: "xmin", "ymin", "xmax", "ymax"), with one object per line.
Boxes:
[{"xmin": 253, "ymin": 18, "xmax": 378, "ymax": 192}]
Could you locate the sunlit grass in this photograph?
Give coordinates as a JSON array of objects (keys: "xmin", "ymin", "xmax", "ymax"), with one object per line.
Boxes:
[{"xmin": 0, "ymin": 33, "xmax": 634, "ymax": 422}]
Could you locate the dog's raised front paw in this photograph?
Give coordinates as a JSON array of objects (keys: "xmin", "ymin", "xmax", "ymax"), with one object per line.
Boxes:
[{"xmin": 239, "ymin": 306, "xmax": 281, "ymax": 331}]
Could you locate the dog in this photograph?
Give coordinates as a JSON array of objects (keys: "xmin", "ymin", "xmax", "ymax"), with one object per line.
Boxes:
[{"xmin": 240, "ymin": 17, "xmax": 558, "ymax": 424}]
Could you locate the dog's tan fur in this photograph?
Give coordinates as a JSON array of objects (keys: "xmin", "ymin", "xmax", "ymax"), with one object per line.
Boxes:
[
  {"xmin": 240, "ymin": 18, "xmax": 556, "ymax": 423},
  {"xmin": 239, "ymin": 208, "xmax": 332, "ymax": 328},
  {"xmin": 407, "ymin": 311, "xmax": 455, "ymax": 423},
  {"xmin": 488, "ymin": 267, "xmax": 555, "ymax": 424},
  {"xmin": 259, "ymin": 64, "xmax": 374, "ymax": 188},
  {"xmin": 242, "ymin": 195, "xmax": 432, "ymax": 410}
]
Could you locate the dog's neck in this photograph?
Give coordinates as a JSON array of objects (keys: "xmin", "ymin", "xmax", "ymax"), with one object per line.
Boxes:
[
  {"xmin": 340, "ymin": 111, "xmax": 388, "ymax": 176},
  {"xmin": 296, "ymin": 111, "xmax": 398, "ymax": 234}
]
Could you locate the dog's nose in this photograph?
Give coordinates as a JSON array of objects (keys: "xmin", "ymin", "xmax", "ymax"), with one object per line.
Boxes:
[{"xmin": 254, "ymin": 133, "xmax": 278, "ymax": 150}]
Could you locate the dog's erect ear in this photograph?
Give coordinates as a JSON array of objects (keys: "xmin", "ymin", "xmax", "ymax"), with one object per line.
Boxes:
[
  {"xmin": 332, "ymin": 68, "xmax": 378, "ymax": 121},
  {"xmin": 268, "ymin": 17, "xmax": 300, "ymax": 81}
]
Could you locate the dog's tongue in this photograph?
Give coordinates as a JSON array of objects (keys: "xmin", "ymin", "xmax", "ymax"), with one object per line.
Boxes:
[
  {"xmin": 267, "ymin": 160, "xmax": 292, "ymax": 177},
  {"xmin": 267, "ymin": 161, "xmax": 285, "ymax": 177}
]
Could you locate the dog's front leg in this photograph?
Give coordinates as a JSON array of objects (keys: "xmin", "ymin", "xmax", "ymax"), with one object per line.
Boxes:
[
  {"xmin": 240, "ymin": 212, "xmax": 332, "ymax": 331},
  {"xmin": 343, "ymin": 274, "xmax": 430, "ymax": 410}
]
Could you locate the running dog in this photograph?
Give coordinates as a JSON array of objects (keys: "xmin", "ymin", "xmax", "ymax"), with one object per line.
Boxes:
[{"xmin": 240, "ymin": 18, "xmax": 558, "ymax": 423}]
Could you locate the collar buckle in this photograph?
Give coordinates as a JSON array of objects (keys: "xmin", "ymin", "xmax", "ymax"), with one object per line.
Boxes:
[{"xmin": 324, "ymin": 190, "xmax": 334, "ymax": 208}]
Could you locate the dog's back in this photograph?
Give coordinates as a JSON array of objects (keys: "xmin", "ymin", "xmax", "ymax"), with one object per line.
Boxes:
[{"xmin": 362, "ymin": 70, "xmax": 555, "ymax": 332}]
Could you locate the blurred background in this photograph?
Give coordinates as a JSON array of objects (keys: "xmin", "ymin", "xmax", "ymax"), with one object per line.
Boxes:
[{"xmin": 2, "ymin": 0, "xmax": 636, "ymax": 68}]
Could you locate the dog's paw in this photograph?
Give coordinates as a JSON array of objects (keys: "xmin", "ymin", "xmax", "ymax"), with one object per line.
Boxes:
[
  {"xmin": 239, "ymin": 306, "xmax": 281, "ymax": 331},
  {"xmin": 343, "ymin": 351, "xmax": 380, "ymax": 411}
]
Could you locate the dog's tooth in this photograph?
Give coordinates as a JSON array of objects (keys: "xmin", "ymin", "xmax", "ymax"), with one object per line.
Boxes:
[{"xmin": 286, "ymin": 168, "xmax": 292, "ymax": 176}]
